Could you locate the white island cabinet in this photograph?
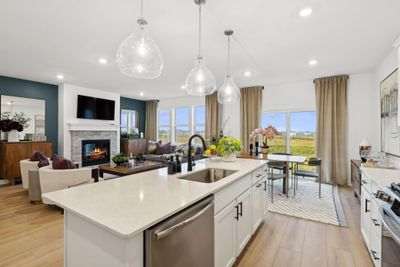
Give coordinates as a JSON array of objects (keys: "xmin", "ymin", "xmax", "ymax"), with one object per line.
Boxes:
[{"xmin": 43, "ymin": 159, "xmax": 267, "ymax": 267}]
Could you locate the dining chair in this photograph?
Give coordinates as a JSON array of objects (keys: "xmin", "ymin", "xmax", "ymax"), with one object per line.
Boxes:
[
  {"xmin": 269, "ymin": 153, "xmax": 295, "ymax": 187},
  {"xmin": 267, "ymin": 163, "xmax": 287, "ymax": 203},
  {"xmin": 293, "ymin": 157, "xmax": 322, "ymax": 198}
]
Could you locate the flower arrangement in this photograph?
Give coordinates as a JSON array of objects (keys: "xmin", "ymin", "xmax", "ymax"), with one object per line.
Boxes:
[
  {"xmin": 1, "ymin": 112, "xmax": 31, "ymax": 129},
  {"xmin": 0, "ymin": 119, "xmax": 23, "ymax": 132},
  {"xmin": 216, "ymin": 136, "xmax": 241, "ymax": 157},
  {"xmin": 250, "ymin": 125, "xmax": 279, "ymax": 148}
]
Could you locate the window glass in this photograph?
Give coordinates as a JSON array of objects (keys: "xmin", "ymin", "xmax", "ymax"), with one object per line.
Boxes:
[
  {"xmin": 175, "ymin": 107, "xmax": 190, "ymax": 142},
  {"xmin": 261, "ymin": 112, "xmax": 287, "ymax": 153},
  {"xmin": 158, "ymin": 109, "xmax": 171, "ymax": 143},
  {"xmin": 290, "ymin": 111, "xmax": 316, "ymax": 170},
  {"xmin": 175, "ymin": 107, "xmax": 190, "ymax": 125}
]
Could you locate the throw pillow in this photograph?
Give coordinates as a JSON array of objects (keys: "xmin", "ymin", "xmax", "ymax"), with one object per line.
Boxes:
[
  {"xmin": 51, "ymin": 154, "xmax": 77, "ymax": 170},
  {"xmin": 147, "ymin": 140, "xmax": 161, "ymax": 154},
  {"xmin": 37, "ymin": 153, "xmax": 50, "ymax": 168},
  {"xmin": 155, "ymin": 143, "xmax": 171, "ymax": 155},
  {"xmin": 30, "ymin": 151, "xmax": 46, "ymax": 161}
]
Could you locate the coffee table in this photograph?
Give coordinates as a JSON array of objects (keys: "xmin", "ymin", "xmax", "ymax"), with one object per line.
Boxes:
[{"xmin": 98, "ymin": 161, "xmax": 165, "ymax": 178}]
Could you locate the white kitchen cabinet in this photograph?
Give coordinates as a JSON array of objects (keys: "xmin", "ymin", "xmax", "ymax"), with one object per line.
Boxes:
[
  {"xmin": 215, "ymin": 201, "xmax": 237, "ymax": 267},
  {"xmin": 251, "ymin": 181, "xmax": 263, "ymax": 233},
  {"xmin": 236, "ymin": 189, "xmax": 252, "ymax": 255},
  {"xmin": 262, "ymin": 171, "xmax": 268, "ymax": 215},
  {"xmin": 361, "ymin": 185, "xmax": 371, "ymax": 246}
]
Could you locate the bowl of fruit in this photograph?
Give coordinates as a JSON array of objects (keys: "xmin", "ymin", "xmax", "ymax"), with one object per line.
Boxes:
[{"xmin": 204, "ymin": 145, "xmax": 222, "ymax": 161}]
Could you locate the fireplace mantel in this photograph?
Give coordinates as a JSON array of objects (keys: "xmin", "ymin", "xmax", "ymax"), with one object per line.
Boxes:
[{"xmin": 68, "ymin": 122, "xmax": 119, "ymax": 132}]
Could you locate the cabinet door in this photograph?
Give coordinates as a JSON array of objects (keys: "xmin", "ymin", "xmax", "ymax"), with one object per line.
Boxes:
[
  {"xmin": 251, "ymin": 181, "xmax": 263, "ymax": 233},
  {"xmin": 236, "ymin": 189, "xmax": 252, "ymax": 256},
  {"xmin": 262, "ymin": 176, "xmax": 268, "ymax": 215},
  {"xmin": 215, "ymin": 201, "xmax": 237, "ymax": 267},
  {"xmin": 360, "ymin": 186, "xmax": 371, "ymax": 246}
]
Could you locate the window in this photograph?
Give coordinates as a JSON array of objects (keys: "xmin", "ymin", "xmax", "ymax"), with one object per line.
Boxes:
[
  {"xmin": 261, "ymin": 111, "xmax": 316, "ymax": 163},
  {"xmin": 120, "ymin": 109, "xmax": 138, "ymax": 134},
  {"xmin": 261, "ymin": 112, "xmax": 287, "ymax": 153},
  {"xmin": 194, "ymin": 106, "xmax": 205, "ymax": 137},
  {"xmin": 175, "ymin": 107, "xmax": 191, "ymax": 143},
  {"xmin": 158, "ymin": 109, "xmax": 171, "ymax": 143}
]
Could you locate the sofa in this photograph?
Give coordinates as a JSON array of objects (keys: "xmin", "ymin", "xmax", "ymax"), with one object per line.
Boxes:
[{"xmin": 143, "ymin": 141, "xmax": 204, "ymax": 163}]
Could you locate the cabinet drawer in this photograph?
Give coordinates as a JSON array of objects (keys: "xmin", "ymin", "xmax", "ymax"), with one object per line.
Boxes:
[
  {"xmin": 370, "ymin": 233, "xmax": 382, "ymax": 267},
  {"xmin": 361, "ymin": 173, "xmax": 372, "ymax": 194},
  {"xmin": 215, "ymin": 175, "xmax": 252, "ymax": 214},
  {"xmin": 252, "ymin": 167, "xmax": 263, "ymax": 185},
  {"xmin": 370, "ymin": 200, "xmax": 382, "ymax": 242}
]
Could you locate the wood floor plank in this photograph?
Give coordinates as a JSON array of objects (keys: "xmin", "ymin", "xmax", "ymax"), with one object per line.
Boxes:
[{"xmin": 273, "ymin": 247, "xmax": 301, "ymax": 267}]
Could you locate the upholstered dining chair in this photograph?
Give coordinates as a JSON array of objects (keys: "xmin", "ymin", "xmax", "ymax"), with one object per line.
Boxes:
[{"xmin": 292, "ymin": 157, "xmax": 322, "ymax": 198}]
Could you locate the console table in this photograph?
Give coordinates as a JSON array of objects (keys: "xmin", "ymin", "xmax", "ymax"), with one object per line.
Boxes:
[{"xmin": 0, "ymin": 141, "xmax": 52, "ymax": 185}]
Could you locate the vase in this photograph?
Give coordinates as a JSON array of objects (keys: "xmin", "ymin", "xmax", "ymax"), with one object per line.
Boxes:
[
  {"xmin": 261, "ymin": 147, "xmax": 269, "ymax": 155},
  {"xmin": 223, "ymin": 153, "xmax": 237, "ymax": 162},
  {"xmin": 7, "ymin": 130, "xmax": 19, "ymax": 142}
]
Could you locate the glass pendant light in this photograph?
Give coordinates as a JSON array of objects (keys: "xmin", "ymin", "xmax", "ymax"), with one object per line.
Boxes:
[
  {"xmin": 185, "ymin": 0, "xmax": 216, "ymax": 96},
  {"xmin": 116, "ymin": 0, "xmax": 163, "ymax": 79},
  {"xmin": 218, "ymin": 30, "xmax": 240, "ymax": 104}
]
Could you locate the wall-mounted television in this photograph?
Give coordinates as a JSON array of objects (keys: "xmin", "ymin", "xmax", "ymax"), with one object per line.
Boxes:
[{"xmin": 77, "ymin": 95, "xmax": 115, "ymax": 120}]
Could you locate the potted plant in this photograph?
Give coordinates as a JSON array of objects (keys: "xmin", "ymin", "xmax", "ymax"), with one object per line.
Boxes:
[
  {"xmin": 250, "ymin": 125, "xmax": 279, "ymax": 154},
  {"xmin": 216, "ymin": 136, "xmax": 241, "ymax": 162},
  {"xmin": 112, "ymin": 153, "xmax": 129, "ymax": 166},
  {"xmin": 0, "ymin": 119, "xmax": 23, "ymax": 142}
]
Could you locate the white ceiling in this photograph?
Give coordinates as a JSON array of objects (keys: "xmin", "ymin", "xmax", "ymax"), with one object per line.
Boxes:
[{"xmin": 0, "ymin": 0, "xmax": 399, "ymax": 100}]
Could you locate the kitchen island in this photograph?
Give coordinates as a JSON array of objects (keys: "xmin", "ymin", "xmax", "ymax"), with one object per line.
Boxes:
[{"xmin": 43, "ymin": 158, "xmax": 268, "ymax": 267}]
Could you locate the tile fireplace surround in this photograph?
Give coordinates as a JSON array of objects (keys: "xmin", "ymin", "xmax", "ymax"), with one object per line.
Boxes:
[{"xmin": 71, "ymin": 130, "xmax": 118, "ymax": 166}]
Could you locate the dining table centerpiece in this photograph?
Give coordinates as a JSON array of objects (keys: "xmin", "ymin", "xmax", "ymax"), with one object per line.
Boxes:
[
  {"xmin": 250, "ymin": 125, "xmax": 279, "ymax": 154},
  {"xmin": 216, "ymin": 136, "xmax": 241, "ymax": 162}
]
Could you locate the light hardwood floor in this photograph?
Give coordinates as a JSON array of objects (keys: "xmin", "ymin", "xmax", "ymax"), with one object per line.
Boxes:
[{"xmin": 0, "ymin": 185, "xmax": 372, "ymax": 267}]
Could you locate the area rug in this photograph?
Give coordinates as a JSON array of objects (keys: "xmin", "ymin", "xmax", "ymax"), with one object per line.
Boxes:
[{"xmin": 267, "ymin": 179, "xmax": 347, "ymax": 226}]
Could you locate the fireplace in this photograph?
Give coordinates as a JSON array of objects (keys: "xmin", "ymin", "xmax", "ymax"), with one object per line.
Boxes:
[{"xmin": 81, "ymin": 139, "xmax": 110, "ymax": 167}]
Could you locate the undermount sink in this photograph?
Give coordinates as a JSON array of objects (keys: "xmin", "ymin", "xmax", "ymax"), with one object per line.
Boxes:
[{"xmin": 178, "ymin": 168, "xmax": 238, "ymax": 183}]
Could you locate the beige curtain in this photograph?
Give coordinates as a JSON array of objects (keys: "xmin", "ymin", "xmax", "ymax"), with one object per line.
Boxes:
[
  {"xmin": 205, "ymin": 92, "xmax": 219, "ymax": 144},
  {"xmin": 145, "ymin": 100, "xmax": 158, "ymax": 141},
  {"xmin": 240, "ymin": 86, "xmax": 263, "ymax": 152},
  {"xmin": 315, "ymin": 75, "xmax": 348, "ymax": 185}
]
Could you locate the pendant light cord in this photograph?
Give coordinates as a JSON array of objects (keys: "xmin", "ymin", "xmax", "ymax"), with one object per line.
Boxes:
[
  {"xmin": 198, "ymin": 4, "xmax": 202, "ymax": 58},
  {"xmin": 227, "ymin": 35, "xmax": 231, "ymax": 75},
  {"xmin": 140, "ymin": 0, "xmax": 144, "ymax": 19}
]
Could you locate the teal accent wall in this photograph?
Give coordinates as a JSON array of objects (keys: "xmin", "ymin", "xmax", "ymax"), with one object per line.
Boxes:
[
  {"xmin": 120, "ymin": 97, "xmax": 146, "ymax": 135},
  {"xmin": 0, "ymin": 76, "xmax": 58, "ymax": 153}
]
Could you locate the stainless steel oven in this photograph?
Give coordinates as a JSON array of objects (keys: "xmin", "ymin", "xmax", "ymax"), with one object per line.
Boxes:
[
  {"xmin": 145, "ymin": 195, "xmax": 214, "ymax": 267},
  {"xmin": 379, "ymin": 202, "xmax": 400, "ymax": 266}
]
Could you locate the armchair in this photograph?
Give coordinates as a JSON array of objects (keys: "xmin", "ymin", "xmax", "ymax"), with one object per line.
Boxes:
[
  {"xmin": 39, "ymin": 166, "xmax": 93, "ymax": 204},
  {"xmin": 20, "ymin": 159, "xmax": 50, "ymax": 189}
]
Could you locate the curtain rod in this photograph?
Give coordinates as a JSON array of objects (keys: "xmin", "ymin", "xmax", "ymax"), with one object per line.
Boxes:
[{"xmin": 313, "ymin": 75, "xmax": 349, "ymax": 83}]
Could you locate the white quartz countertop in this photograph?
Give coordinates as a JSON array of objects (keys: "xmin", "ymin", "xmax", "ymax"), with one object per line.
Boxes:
[
  {"xmin": 43, "ymin": 159, "xmax": 266, "ymax": 238},
  {"xmin": 360, "ymin": 167, "xmax": 400, "ymax": 189}
]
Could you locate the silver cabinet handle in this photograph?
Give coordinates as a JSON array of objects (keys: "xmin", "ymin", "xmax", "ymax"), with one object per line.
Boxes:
[
  {"xmin": 155, "ymin": 201, "xmax": 214, "ymax": 240},
  {"xmin": 362, "ymin": 179, "xmax": 367, "ymax": 185},
  {"xmin": 256, "ymin": 183, "xmax": 262, "ymax": 188},
  {"xmin": 256, "ymin": 174, "xmax": 262, "ymax": 178},
  {"xmin": 370, "ymin": 250, "xmax": 380, "ymax": 260}
]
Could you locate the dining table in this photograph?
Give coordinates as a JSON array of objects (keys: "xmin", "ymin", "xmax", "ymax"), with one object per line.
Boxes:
[{"xmin": 236, "ymin": 153, "xmax": 308, "ymax": 195}]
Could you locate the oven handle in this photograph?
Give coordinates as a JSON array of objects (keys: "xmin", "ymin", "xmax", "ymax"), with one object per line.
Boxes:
[
  {"xmin": 378, "ymin": 206, "xmax": 400, "ymax": 246},
  {"xmin": 155, "ymin": 201, "xmax": 214, "ymax": 240}
]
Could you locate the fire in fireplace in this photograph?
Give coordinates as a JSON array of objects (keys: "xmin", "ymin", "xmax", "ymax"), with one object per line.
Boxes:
[{"xmin": 81, "ymin": 139, "xmax": 110, "ymax": 167}]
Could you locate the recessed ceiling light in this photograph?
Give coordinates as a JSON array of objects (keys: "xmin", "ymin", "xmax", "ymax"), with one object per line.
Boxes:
[
  {"xmin": 139, "ymin": 92, "xmax": 144, "ymax": 96},
  {"xmin": 56, "ymin": 74, "xmax": 64, "ymax": 80},
  {"xmin": 309, "ymin": 59, "xmax": 318, "ymax": 66},
  {"xmin": 180, "ymin": 84, "xmax": 186, "ymax": 90},
  {"xmin": 244, "ymin": 71, "xmax": 252, "ymax": 77},
  {"xmin": 299, "ymin": 7, "xmax": 313, "ymax": 17},
  {"xmin": 98, "ymin": 58, "xmax": 108, "ymax": 64},
  {"xmin": 7, "ymin": 102, "xmax": 12, "ymax": 105}
]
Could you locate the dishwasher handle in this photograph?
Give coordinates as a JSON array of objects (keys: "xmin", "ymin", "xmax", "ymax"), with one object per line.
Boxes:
[{"xmin": 155, "ymin": 201, "xmax": 214, "ymax": 240}]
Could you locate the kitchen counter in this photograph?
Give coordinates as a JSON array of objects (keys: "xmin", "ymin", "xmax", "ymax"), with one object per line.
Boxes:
[
  {"xmin": 43, "ymin": 158, "xmax": 266, "ymax": 238},
  {"xmin": 360, "ymin": 167, "xmax": 400, "ymax": 189}
]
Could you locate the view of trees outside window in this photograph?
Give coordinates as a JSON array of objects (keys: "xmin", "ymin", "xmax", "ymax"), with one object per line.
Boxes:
[
  {"xmin": 158, "ymin": 109, "xmax": 171, "ymax": 143},
  {"xmin": 261, "ymin": 111, "xmax": 316, "ymax": 169},
  {"xmin": 261, "ymin": 112, "xmax": 287, "ymax": 153},
  {"xmin": 175, "ymin": 107, "xmax": 190, "ymax": 143}
]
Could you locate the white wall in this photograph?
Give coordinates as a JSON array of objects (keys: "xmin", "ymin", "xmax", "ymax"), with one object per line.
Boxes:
[
  {"xmin": 58, "ymin": 84, "xmax": 120, "ymax": 158},
  {"xmin": 158, "ymin": 95, "xmax": 204, "ymax": 109}
]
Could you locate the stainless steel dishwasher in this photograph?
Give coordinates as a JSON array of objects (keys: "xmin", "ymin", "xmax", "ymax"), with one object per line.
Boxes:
[{"xmin": 145, "ymin": 195, "xmax": 214, "ymax": 267}]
